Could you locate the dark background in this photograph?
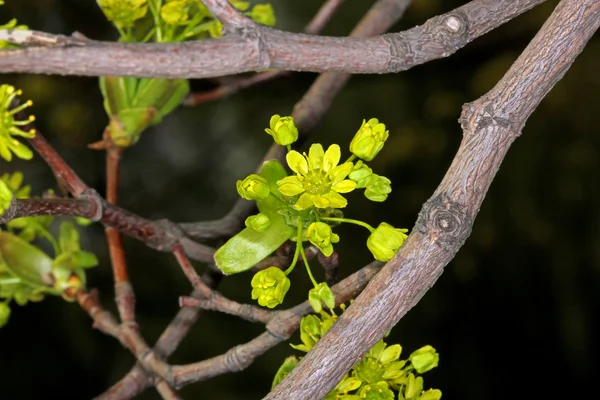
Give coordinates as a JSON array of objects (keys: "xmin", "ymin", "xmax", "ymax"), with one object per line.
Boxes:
[{"xmin": 1, "ymin": 0, "xmax": 599, "ymax": 399}]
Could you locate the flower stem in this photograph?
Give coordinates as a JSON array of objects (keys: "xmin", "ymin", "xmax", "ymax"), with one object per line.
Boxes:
[
  {"xmin": 286, "ymin": 144, "xmax": 292, "ymax": 152},
  {"xmin": 320, "ymin": 217, "xmax": 375, "ymax": 233},
  {"xmin": 284, "ymin": 217, "xmax": 303, "ymax": 275},
  {"xmin": 300, "ymin": 245, "xmax": 319, "ymax": 288},
  {"xmin": 345, "ymin": 154, "xmax": 357, "ymax": 163}
]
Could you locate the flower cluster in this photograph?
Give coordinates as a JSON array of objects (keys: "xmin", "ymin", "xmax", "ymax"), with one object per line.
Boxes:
[
  {"xmin": 216, "ymin": 115, "xmax": 410, "ymax": 311},
  {"xmin": 0, "ymin": 85, "xmax": 36, "ymax": 162},
  {"xmin": 272, "ymin": 307, "xmax": 442, "ymax": 400}
]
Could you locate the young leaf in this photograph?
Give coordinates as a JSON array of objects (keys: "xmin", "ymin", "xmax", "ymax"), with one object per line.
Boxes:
[{"xmin": 214, "ymin": 160, "xmax": 295, "ymax": 275}]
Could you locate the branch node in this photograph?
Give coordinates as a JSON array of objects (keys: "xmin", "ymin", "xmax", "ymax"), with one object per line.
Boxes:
[
  {"xmin": 80, "ymin": 188, "xmax": 104, "ymax": 221},
  {"xmin": 0, "ymin": 196, "xmax": 17, "ymax": 224}
]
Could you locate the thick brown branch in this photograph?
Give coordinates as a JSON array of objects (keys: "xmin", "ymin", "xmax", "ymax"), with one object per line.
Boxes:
[
  {"xmin": 0, "ymin": 0, "xmax": 545, "ymax": 79},
  {"xmin": 184, "ymin": 0, "xmax": 347, "ymax": 106},
  {"xmin": 266, "ymin": 1, "xmax": 600, "ymax": 398}
]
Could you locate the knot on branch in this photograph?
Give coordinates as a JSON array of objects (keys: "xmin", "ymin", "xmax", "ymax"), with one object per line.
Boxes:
[
  {"xmin": 415, "ymin": 193, "xmax": 472, "ymax": 253},
  {"xmin": 460, "ymin": 101, "xmax": 516, "ymax": 139},
  {"xmin": 382, "ymin": 32, "xmax": 413, "ymax": 71},
  {"xmin": 432, "ymin": 11, "xmax": 469, "ymax": 52},
  {"xmin": 224, "ymin": 344, "xmax": 254, "ymax": 373},
  {"xmin": 239, "ymin": 26, "xmax": 271, "ymax": 70}
]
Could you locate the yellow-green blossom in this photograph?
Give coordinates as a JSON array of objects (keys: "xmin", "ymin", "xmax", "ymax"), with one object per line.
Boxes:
[
  {"xmin": 404, "ymin": 373, "xmax": 424, "ymax": 399},
  {"xmin": 1, "ymin": 172, "xmax": 30, "ymax": 199},
  {"xmin": 409, "ymin": 345, "xmax": 439, "ymax": 374},
  {"xmin": 306, "ymin": 222, "xmax": 339, "ymax": 257},
  {"xmin": 251, "ymin": 4, "xmax": 276, "ymax": 26},
  {"xmin": 278, "ymin": 144, "xmax": 356, "ymax": 210},
  {"xmin": 308, "ymin": 282, "xmax": 335, "ymax": 313},
  {"xmin": 251, "ymin": 267, "xmax": 290, "ymax": 308},
  {"xmin": 0, "ymin": 179, "xmax": 13, "ymax": 216},
  {"xmin": 265, "ymin": 115, "xmax": 298, "ymax": 146},
  {"xmin": 0, "ymin": 302, "xmax": 10, "ymax": 328},
  {"xmin": 349, "ymin": 118, "xmax": 389, "ymax": 161},
  {"xmin": 0, "ymin": 85, "xmax": 36, "ymax": 162},
  {"xmin": 97, "ymin": 0, "xmax": 148, "ymax": 28},
  {"xmin": 236, "ymin": 173, "xmax": 270, "ymax": 200},
  {"xmin": 160, "ymin": 0, "xmax": 191, "ymax": 25},
  {"xmin": 358, "ymin": 382, "xmax": 395, "ymax": 400},
  {"xmin": 365, "ymin": 174, "xmax": 392, "ymax": 202},
  {"xmin": 245, "ymin": 213, "xmax": 271, "ymax": 232},
  {"xmin": 367, "ymin": 222, "xmax": 408, "ymax": 262}
]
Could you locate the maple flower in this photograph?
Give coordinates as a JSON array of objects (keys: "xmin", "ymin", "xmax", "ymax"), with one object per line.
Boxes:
[{"xmin": 277, "ymin": 144, "xmax": 356, "ymax": 210}]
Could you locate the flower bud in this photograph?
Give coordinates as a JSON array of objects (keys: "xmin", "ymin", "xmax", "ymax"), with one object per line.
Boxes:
[
  {"xmin": 364, "ymin": 174, "xmax": 392, "ymax": 202},
  {"xmin": 0, "ymin": 302, "xmax": 11, "ymax": 328},
  {"xmin": 308, "ymin": 282, "xmax": 335, "ymax": 313},
  {"xmin": 349, "ymin": 118, "xmax": 389, "ymax": 161},
  {"xmin": 236, "ymin": 174, "xmax": 270, "ymax": 200},
  {"xmin": 245, "ymin": 213, "xmax": 271, "ymax": 232},
  {"xmin": 367, "ymin": 222, "xmax": 408, "ymax": 262},
  {"xmin": 306, "ymin": 222, "xmax": 339, "ymax": 257},
  {"xmin": 409, "ymin": 345, "xmax": 439, "ymax": 373},
  {"xmin": 265, "ymin": 115, "xmax": 299, "ymax": 146},
  {"xmin": 251, "ymin": 267, "xmax": 290, "ymax": 308}
]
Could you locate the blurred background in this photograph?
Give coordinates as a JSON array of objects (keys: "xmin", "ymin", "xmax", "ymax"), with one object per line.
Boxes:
[{"xmin": 1, "ymin": 0, "xmax": 599, "ymax": 398}]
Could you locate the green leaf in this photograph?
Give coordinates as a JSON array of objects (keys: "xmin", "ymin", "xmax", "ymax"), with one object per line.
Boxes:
[
  {"xmin": 272, "ymin": 356, "xmax": 299, "ymax": 390},
  {"xmin": 0, "ymin": 232, "xmax": 53, "ymax": 288},
  {"xmin": 214, "ymin": 160, "xmax": 295, "ymax": 275}
]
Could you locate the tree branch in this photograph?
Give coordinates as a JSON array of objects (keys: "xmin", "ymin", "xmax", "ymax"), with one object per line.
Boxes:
[
  {"xmin": 184, "ymin": 0, "xmax": 347, "ymax": 106},
  {"xmin": 266, "ymin": 0, "xmax": 600, "ymax": 398},
  {"xmin": 0, "ymin": 0, "xmax": 546, "ymax": 79}
]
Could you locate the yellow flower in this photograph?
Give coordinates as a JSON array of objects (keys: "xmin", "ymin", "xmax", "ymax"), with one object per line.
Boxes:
[
  {"xmin": 97, "ymin": 0, "xmax": 147, "ymax": 28},
  {"xmin": 277, "ymin": 144, "xmax": 356, "ymax": 210},
  {"xmin": 0, "ymin": 85, "xmax": 36, "ymax": 162}
]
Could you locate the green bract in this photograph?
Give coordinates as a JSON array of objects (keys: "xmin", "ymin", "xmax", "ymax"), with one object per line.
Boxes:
[
  {"xmin": 265, "ymin": 115, "xmax": 299, "ymax": 146},
  {"xmin": 274, "ymin": 307, "xmax": 441, "ymax": 399},
  {"xmin": 0, "ymin": 85, "xmax": 36, "ymax": 162},
  {"xmin": 0, "ymin": 301, "xmax": 10, "ymax": 327},
  {"xmin": 0, "ymin": 2, "xmax": 28, "ymax": 50},
  {"xmin": 367, "ymin": 222, "xmax": 409, "ymax": 262},
  {"xmin": 251, "ymin": 267, "xmax": 290, "ymax": 308},
  {"xmin": 349, "ymin": 118, "xmax": 389, "ymax": 161}
]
